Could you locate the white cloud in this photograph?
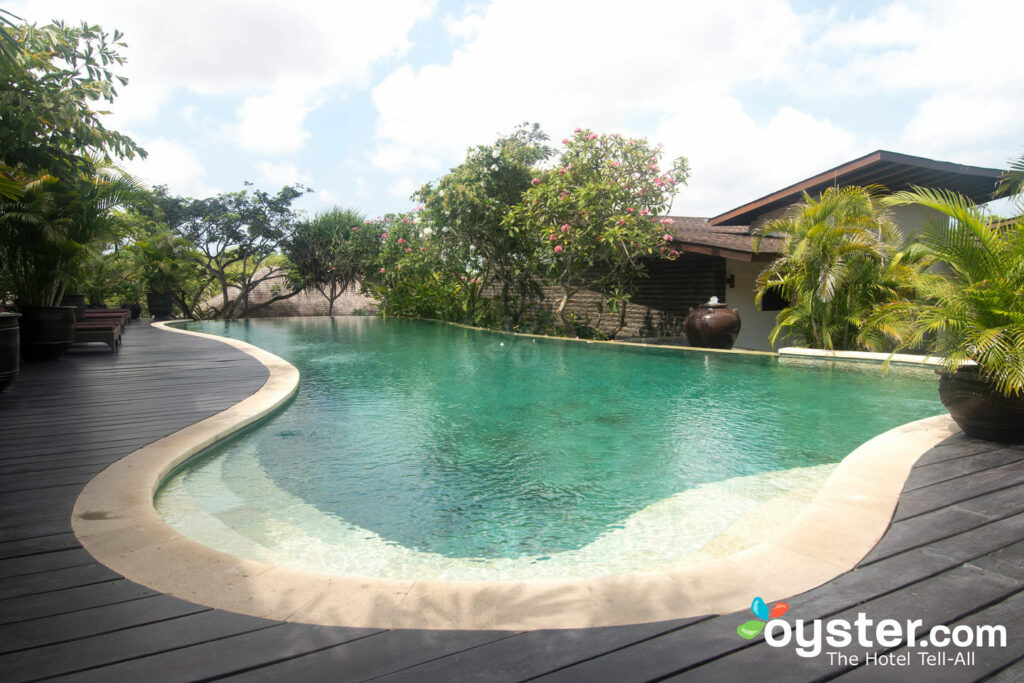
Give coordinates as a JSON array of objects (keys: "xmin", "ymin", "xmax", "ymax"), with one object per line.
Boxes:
[
  {"xmin": 388, "ymin": 177, "xmax": 420, "ymax": 200},
  {"xmin": 316, "ymin": 189, "xmax": 339, "ymax": 205},
  {"xmin": 122, "ymin": 138, "xmax": 219, "ymax": 198},
  {"xmin": 369, "ymin": 0, "xmax": 823, "ymax": 212},
  {"xmin": 444, "ymin": 12, "xmax": 483, "ymax": 41},
  {"xmin": 229, "ymin": 77, "xmax": 327, "ymax": 156},
  {"xmin": 253, "ymin": 161, "xmax": 314, "ymax": 188},
  {"xmin": 809, "ymin": 0, "xmax": 1024, "ymax": 160},
  {"xmin": 8, "ymin": 0, "xmax": 435, "ymax": 148},
  {"xmin": 901, "ymin": 95, "xmax": 1024, "ymax": 160},
  {"xmin": 371, "ymin": 1, "xmax": 807, "ymax": 174},
  {"xmin": 656, "ymin": 101, "xmax": 861, "ymax": 216}
]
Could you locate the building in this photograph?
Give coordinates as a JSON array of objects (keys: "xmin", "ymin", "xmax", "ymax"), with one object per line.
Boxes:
[{"xmin": 616, "ymin": 150, "xmax": 1003, "ymax": 351}]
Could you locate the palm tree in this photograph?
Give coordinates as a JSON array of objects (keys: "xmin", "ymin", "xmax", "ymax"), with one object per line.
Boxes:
[
  {"xmin": 995, "ymin": 151, "xmax": 1024, "ymax": 213},
  {"xmin": 752, "ymin": 185, "xmax": 925, "ymax": 351},
  {"xmin": 873, "ymin": 187, "xmax": 1024, "ymax": 396},
  {"xmin": 0, "ymin": 158, "xmax": 146, "ymax": 306}
]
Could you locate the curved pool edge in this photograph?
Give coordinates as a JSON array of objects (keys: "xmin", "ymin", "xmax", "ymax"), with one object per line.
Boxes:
[{"xmin": 72, "ymin": 321, "xmax": 960, "ymax": 631}]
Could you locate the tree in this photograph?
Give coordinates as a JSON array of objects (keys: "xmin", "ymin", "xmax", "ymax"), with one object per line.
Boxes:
[
  {"xmin": 0, "ymin": 18, "xmax": 145, "ymax": 180},
  {"xmin": 284, "ymin": 207, "xmax": 365, "ymax": 315},
  {"xmin": 415, "ymin": 123, "xmax": 553, "ymax": 328},
  {"xmin": 506, "ymin": 129, "xmax": 689, "ymax": 337},
  {"xmin": 148, "ymin": 184, "xmax": 308, "ymax": 319},
  {"xmin": 752, "ymin": 185, "xmax": 926, "ymax": 351}
]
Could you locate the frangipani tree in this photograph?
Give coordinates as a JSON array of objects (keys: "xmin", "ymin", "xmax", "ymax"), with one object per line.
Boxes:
[
  {"xmin": 415, "ymin": 123, "xmax": 553, "ymax": 328},
  {"xmin": 507, "ymin": 129, "xmax": 689, "ymax": 337}
]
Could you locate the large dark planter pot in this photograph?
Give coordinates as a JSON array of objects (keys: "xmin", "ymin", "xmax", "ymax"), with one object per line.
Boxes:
[
  {"xmin": 146, "ymin": 291, "xmax": 174, "ymax": 320},
  {"xmin": 19, "ymin": 306, "xmax": 77, "ymax": 362},
  {"xmin": 60, "ymin": 293, "xmax": 88, "ymax": 322},
  {"xmin": 0, "ymin": 312, "xmax": 21, "ymax": 392},
  {"xmin": 938, "ymin": 366, "xmax": 1024, "ymax": 442},
  {"xmin": 684, "ymin": 300, "xmax": 741, "ymax": 350},
  {"xmin": 126, "ymin": 303, "xmax": 142, "ymax": 320}
]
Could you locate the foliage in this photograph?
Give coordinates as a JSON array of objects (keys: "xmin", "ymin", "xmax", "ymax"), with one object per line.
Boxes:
[
  {"xmin": 505, "ymin": 129, "xmax": 689, "ymax": 337},
  {"xmin": 752, "ymin": 185, "xmax": 927, "ymax": 351},
  {"xmin": 284, "ymin": 206, "xmax": 365, "ymax": 315},
  {"xmin": 415, "ymin": 123, "xmax": 552, "ymax": 328},
  {"xmin": 147, "ymin": 184, "xmax": 308, "ymax": 318},
  {"xmin": 350, "ymin": 212, "xmax": 485, "ymax": 322},
  {"xmin": 0, "ymin": 18, "xmax": 145, "ymax": 180},
  {"xmin": 0, "ymin": 158, "xmax": 145, "ymax": 307},
  {"xmin": 995, "ymin": 150, "xmax": 1024, "ymax": 213},
  {"xmin": 871, "ymin": 188, "xmax": 1024, "ymax": 396}
]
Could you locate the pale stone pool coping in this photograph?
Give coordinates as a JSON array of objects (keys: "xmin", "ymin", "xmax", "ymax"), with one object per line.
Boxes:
[
  {"xmin": 72, "ymin": 320, "xmax": 959, "ymax": 631},
  {"xmin": 779, "ymin": 346, "xmax": 947, "ymax": 367}
]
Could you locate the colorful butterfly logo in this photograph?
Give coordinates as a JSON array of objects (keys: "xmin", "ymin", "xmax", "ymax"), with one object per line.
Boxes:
[{"xmin": 736, "ymin": 597, "xmax": 789, "ymax": 639}]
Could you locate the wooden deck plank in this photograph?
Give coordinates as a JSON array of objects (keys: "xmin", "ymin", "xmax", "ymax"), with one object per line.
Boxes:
[
  {"xmin": 61, "ymin": 624, "xmax": 382, "ymax": 683},
  {"xmin": 893, "ymin": 459, "xmax": 1024, "ymax": 521},
  {"xmin": 0, "ymin": 609, "xmax": 278, "ymax": 681},
  {"xmin": 370, "ymin": 619, "xmax": 706, "ymax": 683},
  {"xmin": 0, "ymin": 580, "xmax": 159, "ymax": 625},
  {"xmin": 0, "ymin": 594, "xmax": 209, "ymax": 655},
  {"xmin": 0, "ymin": 547, "xmax": 97, "ymax": 579}
]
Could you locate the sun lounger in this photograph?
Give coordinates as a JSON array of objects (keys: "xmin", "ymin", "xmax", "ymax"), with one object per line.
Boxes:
[
  {"xmin": 83, "ymin": 309, "xmax": 131, "ymax": 325},
  {"xmin": 73, "ymin": 321, "xmax": 121, "ymax": 351}
]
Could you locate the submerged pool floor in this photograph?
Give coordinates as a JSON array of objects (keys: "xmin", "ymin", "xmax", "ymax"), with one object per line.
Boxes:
[{"xmin": 156, "ymin": 318, "xmax": 944, "ymax": 579}]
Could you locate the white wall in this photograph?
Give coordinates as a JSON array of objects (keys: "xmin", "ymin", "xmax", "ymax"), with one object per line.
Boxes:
[
  {"xmin": 724, "ymin": 259, "xmax": 778, "ymax": 352},
  {"xmin": 890, "ymin": 204, "xmax": 945, "ymax": 242}
]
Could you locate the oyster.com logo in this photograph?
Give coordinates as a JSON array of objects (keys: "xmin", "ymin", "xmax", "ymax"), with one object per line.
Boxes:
[{"xmin": 737, "ymin": 597, "xmax": 789, "ymax": 639}]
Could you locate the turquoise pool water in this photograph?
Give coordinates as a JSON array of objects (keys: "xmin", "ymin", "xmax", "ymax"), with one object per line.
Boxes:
[{"xmin": 156, "ymin": 318, "xmax": 944, "ymax": 577}]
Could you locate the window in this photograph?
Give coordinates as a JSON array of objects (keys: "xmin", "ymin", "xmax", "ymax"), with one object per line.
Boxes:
[{"xmin": 760, "ymin": 285, "xmax": 787, "ymax": 312}]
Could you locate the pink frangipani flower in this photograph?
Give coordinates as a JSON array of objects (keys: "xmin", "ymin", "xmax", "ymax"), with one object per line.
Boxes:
[
  {"xmin": 662, "ymin": 233, "xmax": 673, "ymax": 242},
  {"xmin": 531, "ymin": 178, "xmax": 542, "ymax": 185},
  {"xmin": 554, "ymin": 245, "xmax": 563, "ymax": 253}
]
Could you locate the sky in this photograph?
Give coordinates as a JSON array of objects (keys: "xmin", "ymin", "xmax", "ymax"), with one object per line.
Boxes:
[{"xmin": 7, "ymin": 0, "xmax": 1023, "ymax": 220}]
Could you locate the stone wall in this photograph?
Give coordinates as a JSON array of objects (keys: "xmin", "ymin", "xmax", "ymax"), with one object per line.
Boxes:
[
  {"xmin": 213, "ymin": 272, "xmax": 378, "ymax": 318},
  {"xmin": 535, "ymin": 253, "xmax": 727, "ymax": 339}
]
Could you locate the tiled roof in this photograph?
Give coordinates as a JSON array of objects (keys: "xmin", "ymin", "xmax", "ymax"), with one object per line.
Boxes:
[{"xmin": 663, "ymin": 216, "xmax": 782, "ymax": 259}]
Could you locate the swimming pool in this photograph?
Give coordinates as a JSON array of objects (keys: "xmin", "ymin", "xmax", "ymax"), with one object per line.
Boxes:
[{"xmin": 155, "ymin": 317, "xmax": 945, "ymax": 580}]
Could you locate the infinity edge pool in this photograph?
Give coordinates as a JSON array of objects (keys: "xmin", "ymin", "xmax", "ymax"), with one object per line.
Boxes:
[{"xmin": 71, "ymin": 319, "xmax": 957, "ymax": 630}]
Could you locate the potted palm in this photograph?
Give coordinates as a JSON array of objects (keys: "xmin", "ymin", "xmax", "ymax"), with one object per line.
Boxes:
[
  {"xmin": 877, "ymin": 187, "xmax": 1024, "ymax": 442},
  {"xmin": 129, "ymin": 230, "xmax": 190, "ymax": 320},
  {"xmin": 0, "ymin": 311, "xmax": 20, "ymax": 391},
  {"xmin": 0, "ymin": 175, "xmax": 81, "ymax": 360}
]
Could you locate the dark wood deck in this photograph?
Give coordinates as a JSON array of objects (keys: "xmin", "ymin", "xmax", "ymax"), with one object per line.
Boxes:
[{"xmin": 1, "ymin": 322, "xmax": 1022, "ymax": 682}]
